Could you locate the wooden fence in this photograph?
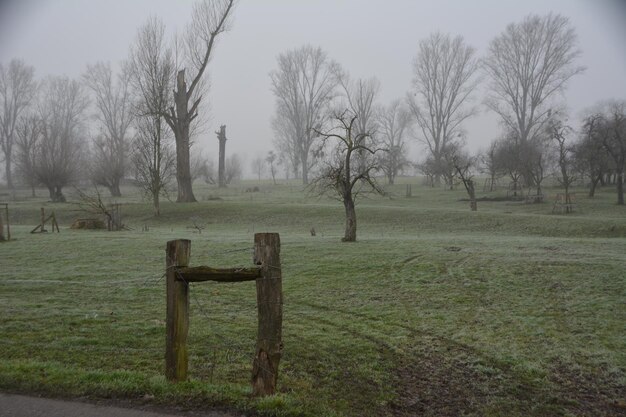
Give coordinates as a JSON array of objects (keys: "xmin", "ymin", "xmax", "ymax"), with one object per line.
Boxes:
[{"xmin": 165, "ymin": 233, "xmax": 283, "ymax": 396}]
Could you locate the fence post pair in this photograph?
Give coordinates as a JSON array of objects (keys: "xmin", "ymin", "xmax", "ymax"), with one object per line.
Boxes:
[{"xmin": 165, "ymin": 233, "xmax": 282, "ymax": 396}]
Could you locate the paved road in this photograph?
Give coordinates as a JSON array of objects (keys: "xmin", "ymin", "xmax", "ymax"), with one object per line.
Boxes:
[{"xmin": 0, "ymin": 393, "xmax": 239, "ymax": 417}]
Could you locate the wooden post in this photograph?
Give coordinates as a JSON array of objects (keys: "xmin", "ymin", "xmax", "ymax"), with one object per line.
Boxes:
[
  {"xmin": 41, "ymin": 208, "xmax": 46, "ymax": 232},
  {"xmin": 165, "ymin": 239, "xmax": 191, "ymax": 382},
  {"xmin": 252, "ymin": 233, "xmax": 282, "ymax": 396}
]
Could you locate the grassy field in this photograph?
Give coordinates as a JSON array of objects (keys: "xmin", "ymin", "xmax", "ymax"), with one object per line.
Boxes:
[{"xmin": 0, "ymin": 179, "xmax": 625, "ymax": 416}]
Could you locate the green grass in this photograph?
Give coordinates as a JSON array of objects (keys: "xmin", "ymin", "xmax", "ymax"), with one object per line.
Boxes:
[{"xmin": 0, "ymin": 179, "xmax": 625, "ymax": 416}]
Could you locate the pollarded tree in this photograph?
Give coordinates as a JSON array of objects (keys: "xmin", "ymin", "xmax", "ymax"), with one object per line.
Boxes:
[
  {"xmin": 408, "ymin": 32, "xmax": 480, "ymax": 184},
  {"xmin": 83, "ymin": 62, "xmax": 134, "ymax": 197},
  {"xmin": 0, "ymin": 59, "xmax": 37, "ymax": 189},
  {"xmin": 377, "ymin": 99, "xmax": 412, "ymax": 185},
  {"xmin": 311, "ymin": 110, "xmax": 385, "ymax": 242},
  {"xmin": 484, "ymin": 13, "xmax": 585, "ymax": 147},
  {"xmin": 35, "ymin": 76, "xmax": 88, "ymax": 202},
  {"xmin": 270, "ymin": 45, "xmax": 340, "ymax": 185},
  {"xmin": 163, "ymin": 0, "xmax": 236, "ymax": 203}
]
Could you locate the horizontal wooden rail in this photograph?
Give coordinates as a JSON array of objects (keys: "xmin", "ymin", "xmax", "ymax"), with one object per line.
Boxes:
[{"xmin": 176, "ymin": 266, "xmax": 261, "ymax": 283}]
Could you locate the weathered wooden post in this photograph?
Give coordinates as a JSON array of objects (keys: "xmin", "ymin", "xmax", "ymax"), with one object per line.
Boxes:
[
  {"xmin": 252, "ymin": 233, "xmax": 283, "ymax": 396},
  {"xmin": 41, "ymin": 208, "xmax": 46, "ymax": 232},
  {"xmin": 165, "ymin": 239, "xmax": 191, "ymax": 382}
]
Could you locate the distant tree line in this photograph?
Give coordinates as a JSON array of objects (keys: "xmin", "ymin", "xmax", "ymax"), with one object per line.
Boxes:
[
  {"xmin": 0, "ymin": 0, "xmax": 237, "ymax": 213},
  {"xmin": 266, "ymin": 13, "xmax": 625, "ymax": 206},
  {"xmin": 1, "ymin": 9, "xmax": 625, "ymax": 230}
]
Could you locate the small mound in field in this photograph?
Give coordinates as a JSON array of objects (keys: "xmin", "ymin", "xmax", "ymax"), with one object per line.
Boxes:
[{"xmin": 70, "ymin": 218, "xmax": 105, "ymax": 230}]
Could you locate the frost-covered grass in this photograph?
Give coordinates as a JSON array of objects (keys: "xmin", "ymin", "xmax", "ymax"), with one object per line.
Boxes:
[{"xmin": 0, "ymin": 179, "xmax": 625, "ymax": 416}]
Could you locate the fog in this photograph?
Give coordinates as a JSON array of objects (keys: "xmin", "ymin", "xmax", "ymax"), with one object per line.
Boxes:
[{"xmin": 1, "ymin": 0, "xmax": 625, "ymax": 177}]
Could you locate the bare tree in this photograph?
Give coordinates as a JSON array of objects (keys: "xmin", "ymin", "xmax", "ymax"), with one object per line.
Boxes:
[
  {"xmin": 521, "ymin": 134, "xmax": 554, "ymax": 196},
  {"xmin": 83, "ymin": 62, "xmax": 134, "ymax": 197},
  {"xmin": 377, "ymin": 99, "xmax": 412, "ymax": 185},
  {"xmin": 484, "ymin": 13, "xmax": 585, "ymax": 146},
  {"xmin": 549, "ymin": 119, "xmax": 576, "ymax": 211},
  {"xmin": 452, "ymin": 152, "xmax": 477, "ymax": 211},
  {"xmin": 200, "ymin": 157, "xmax": 217, "ymax": 185},
  {"xmin": 408, "ymin": 32, "xmax": 480, "ymax": 184},
  {"xmin": 251, "ymin": 156, "xmax": 264, "ymax": 181},
  {"xmin": 479, "ymin": 140, "xmax": 500, "ymax": 192},
  {"xmin": 190, "ymin": 151, "xmax": 210, "ymax": 183},
  {"xmin": 576, "ymin": 114, "xmax": 610, "ymax": 197},
  {"xmin": 338, "ymin": 74, "xmax": 381, "ymax": 176},
  {"xmin": 161, "ymin": 0, "xmax": 236, "ymax": 202},
  {"xmin": 266, "ymin": 150, "xmax": 278, "ymax": 185},
  {"xmin": 0, "ymin": 59, "xmax": 37, "ymax": 189},
  {"xmin": 128, "ymin": 18, "xmax": 177, "ymax": 215},
  {"xmin": 597, "ymin": 101, "xmax": 626, "ymax": 205},
  {"xmin": 270, "ymin": 45, "xmax": 339, "ymax": 185},
  {"xmin": 493, "ymin": 132, "xmax": 524, "ymax": 196},
  {"xmin": 311, "ymin": 111, "xmax": 385, "ymax": 242},
  {"xmin": 34, "ymin": 76, "xmax": 88, "ymax": 202},
  {"xmin": 272, "ymin": 112, "xmax": 300, "ymax": 179},
  {"xmin": 132, "ymin": 115, "xmax": 175, "ymax": 216},
  {"xmin": 14, "ymin": 114, "xmax": 41, "ymax": 197},
  {"xmin": 224, "ymin": 153, "xmax": 242, "ymax": 184}
]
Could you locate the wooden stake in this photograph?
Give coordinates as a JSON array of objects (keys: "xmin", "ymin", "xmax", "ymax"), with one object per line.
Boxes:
[
  {"xmin": 252, "ymin": 233, "xmax": 282, "ymax": 396},
  {"xmin": 41, "ymin": 207, "xmax": 46, "ymax": 232},
  {"xmin": 165, "ymin": 239, "xmax": 191, "ymax": 382}
]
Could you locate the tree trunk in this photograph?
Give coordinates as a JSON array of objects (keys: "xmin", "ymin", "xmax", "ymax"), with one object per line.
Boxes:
[
  {"xmin": 342, "ymin": 195, "xmax": 357, "ymax": 242},
  {"xmin": 301, "ymin": 162, "xmax": 308, "ymax": 185},
  {"xmin": 617, "ymin": 172, "xmax": 624, "ymax": 205},
  {"xmin": 0, "ymin": 209, "xmax": 4, "ymax": 241},
  {"xmin": 217, "ymin": 125, "xmax": 227, "ymax": 188},
  {"xmin": 153, "ymin": 193, "xmax": 160, "ymax": 217},
  {"xmin": 52, "ymin": 186, "xmax": 65, "ymax": 203},
  {"xmin": 109, "ymin": 181, "xmax": 122, "ymax": 198},
  {"xmin": 469, "ymin": 185, "xmax": 477, "ymax": 211},
  {"xmin": 589, "ymin": 176, "xmax": 600, "ymax": 198},
  {"xmin": 173, "ymin": 70, "xmax": 197, "ymax": 203},
  {"xmin": 31, "ymin": 184, "xmax": 36, "ymax": 198},
  {"xmin": 5, "ymin": 158, "xmax": 13, "ymax": 189}
]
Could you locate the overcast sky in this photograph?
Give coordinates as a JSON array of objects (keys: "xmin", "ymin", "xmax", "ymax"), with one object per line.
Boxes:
[{"xmin": 1, "ymin": 0, "xmax": 625, "ymax": 172}]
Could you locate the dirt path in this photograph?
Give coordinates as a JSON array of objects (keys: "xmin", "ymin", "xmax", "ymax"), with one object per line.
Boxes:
[{"xmin": 0, "ymin": 393, "xmax": 240, "ymax": 417}]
